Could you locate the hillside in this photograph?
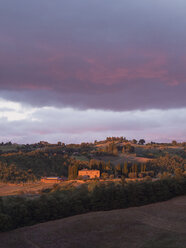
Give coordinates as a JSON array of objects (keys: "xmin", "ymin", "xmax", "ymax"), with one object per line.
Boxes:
[
  {"xmin": 1, "ymin": 196, "xmax": 186, "ymax": 248},
  {"xmin": 0, "ymin": 139, "xmax": 185, "ymax": 184}
]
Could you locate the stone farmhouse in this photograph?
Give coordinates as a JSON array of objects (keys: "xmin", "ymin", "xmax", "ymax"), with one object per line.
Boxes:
[{"xmin": 78, "ymin": 169, "xmax": 100, "ymax": 179}]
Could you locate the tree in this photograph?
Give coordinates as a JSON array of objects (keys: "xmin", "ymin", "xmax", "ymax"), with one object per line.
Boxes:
[
  {"xmin": 68, "ymin": 165, "xmax": 78, "ymax": 180},
  {"xmin": 115, "ymin": 163, "xmax": 121, "ymax": 177},
  {"xmin": 131, "ymin": 163, "xmax": 137, "ymax": 177},
  {"xmin": 139, "ymin": 139, "xmax": 145, "ymax": 145},
  {"xmin": 101, "ymin": 172, "xmax": 109, "ymax": 179},
  {"xmin": 0, "ymin": 213, "xmax": 12, "ymax": 231},
  {"xmin": 122, "ymin": 162, "xmax": 128, "ymax": 177},
  {"xmin": 113, "ymin": 146, "xmax": 118, "ymax": 156},
  {"xmin": 140, "ymin": 164, "xmax": 146, "ymax": 173},
  {"xmin": 122, "ymin": 144, "xmax": 134, "ymax": 153},
  {"xmin": 105, "ymin": 161, "xmax": 112, "ymax": 172},
  {"xmin": 172, "ymin": 140, "xmax": 177, "ymax": 146},
  {"xmin": 132, "ymin": 139, "xmax": 137, "ymax": 144},
  {"xmin": 174, "ymin": 168, "xmax": 183, "ymax": 179}
]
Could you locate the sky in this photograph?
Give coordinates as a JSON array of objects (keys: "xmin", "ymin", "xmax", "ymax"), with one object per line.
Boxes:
[{"xmin": 0, "ymin": 0, "xmax": 186, "ymax": 144}]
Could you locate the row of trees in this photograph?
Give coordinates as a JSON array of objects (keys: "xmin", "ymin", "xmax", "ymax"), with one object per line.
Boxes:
[
  {"xmin": 104, "ymin": 137, "xmax": 145, "ymax": 145},
  {"xmin": 0, "ymin": 177, "xmax": 185, "ymax": 232},
  {"xmin": 97, "ymin": 143, "xmax": 135, "ymax": 156}
]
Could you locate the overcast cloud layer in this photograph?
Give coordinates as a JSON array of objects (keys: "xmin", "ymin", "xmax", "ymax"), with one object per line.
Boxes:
[
  {"xmin": 0, "ymin": 98, "xmax": 185, "ymax": 144},
  {"xmin": 0, "ymin": 1, "xmax": 186, "ymax": 142}
]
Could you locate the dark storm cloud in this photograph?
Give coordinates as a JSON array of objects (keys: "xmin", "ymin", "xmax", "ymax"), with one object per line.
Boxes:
[{"xmin": 0, "ymin": 0, "xmax": 186, "ymax": 110}]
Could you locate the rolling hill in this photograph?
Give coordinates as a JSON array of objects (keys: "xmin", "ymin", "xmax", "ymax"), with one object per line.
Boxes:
[{"xmin": 1, "ymin": 196, "xmax": 186, "ymax": 248}]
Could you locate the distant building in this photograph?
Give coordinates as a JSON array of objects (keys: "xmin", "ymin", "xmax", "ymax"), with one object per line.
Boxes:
[
  {"xmin": 78, "ymin": 169, "xmax": 100, "ymax": 179},
  {"xmin": 41, "ymin": 177, "xmax": 63, "ymax": 183},
  {"xmin": 39, "ymin": 141, "xmax": 49, "ymax": 146}
]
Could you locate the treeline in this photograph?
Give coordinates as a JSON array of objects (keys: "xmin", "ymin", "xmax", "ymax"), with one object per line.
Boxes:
[
  {"xmin": 0, "ymin": 177, "xmax": 186, "ymax": 232},
  {"xmin": 96, "ymin": 143, "xmax": 135, "ymax": 156},
  {"xmin": 103, "ymin": 137, "xmax": 186, "ymax": 146}
]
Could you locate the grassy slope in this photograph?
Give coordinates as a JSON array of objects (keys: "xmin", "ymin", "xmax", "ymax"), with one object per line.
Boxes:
[
  {"xmin": 0, "ymin": 181, "xmax": 86, "ymax": 196},
  {"xmin": 93, "ymin": 153, "xmax": 152, "ymax": 166},
  {"xmin": 0, "ymin": 182, "xmax": 53, "ymax": 196},
  {"xmin": 94, "ymin": 142, "xmax": 154, "ymax": 165},
  {"xmin": 1, "ymin": 196, "xmax": 186, "ymax": 248},
  {"xmin": 94, "ymin": 142, "xmax": 185, "ymax": 164}
]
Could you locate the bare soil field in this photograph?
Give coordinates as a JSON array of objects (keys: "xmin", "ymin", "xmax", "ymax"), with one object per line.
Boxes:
[{"xmin": 1, "ymin": 196, "xmax": 186, "ymax": 248}]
